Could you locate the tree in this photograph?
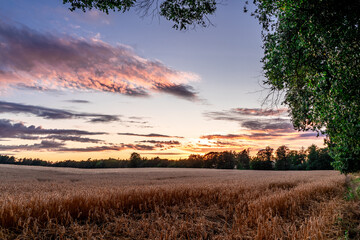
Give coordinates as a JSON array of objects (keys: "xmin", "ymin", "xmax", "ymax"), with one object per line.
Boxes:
[
  {"xmin": 274, "ymin": 145, "xmax": 290, "ymax": 170},
  {"xmin": 63, "ymin": 0, "xmax": 360, "ymax": 173},
  {"xmin": 203, "ymin": 152, "xmax": 218, "ymax": 168},
  {"xmin": 255, "ymin": 0, "xmax": 360, "ymax": 173},
  {"xmin": 307, "ymin": 145, "xmax": 333, "ymax": 170},
  {"xmin": 187, "ymin": 154, "xmax": 204, "ymax": 168},
  {"xmin": 63, "ymin": 0, "xmax": 217, "ymax": 30},
  {"xmin": 236, "ymin": 149, "xmax": 250, "ymax": 169},
  {"xmin": 0, "ymin": 155, "xmax": 15, "ymax": 164},
  {"xmin": 129, "ymin": 152, "xmax": 142, "ymax": 168},
  {"xmin": 250, "ymin": 147, "xmax": 273, "ymax": 170},
  {"xmin": 288, "ymin": 149, "xmax": 307, "ymax": 170},
  {"xmin": 217, "ymin": 151, "xmax": 236, "ymax": 169},
  {"xmin": 256, "ymin": 146, "xmax": 273, "ymax": 162}
]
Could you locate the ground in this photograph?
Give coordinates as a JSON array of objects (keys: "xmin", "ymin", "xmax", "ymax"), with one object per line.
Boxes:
[{"xmin": 0, "ymin": 164, "xmax": 358, "ymax": 239}]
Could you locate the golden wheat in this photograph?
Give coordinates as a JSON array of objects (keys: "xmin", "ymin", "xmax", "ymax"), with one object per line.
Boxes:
[{"xmin": 0, "ymin": 165, "xmax": 352, "ymax": 239}]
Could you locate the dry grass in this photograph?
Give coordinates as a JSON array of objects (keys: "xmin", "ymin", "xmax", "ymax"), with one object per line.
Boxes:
[{"xmin": 0, "ymin": 165, "xmax": 355, "ymax": 239}]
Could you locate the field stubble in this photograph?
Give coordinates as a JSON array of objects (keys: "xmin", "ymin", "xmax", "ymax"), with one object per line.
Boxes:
[{"xmin": 0, "ymin": 165, "xmax": 356, "ymax": 239}]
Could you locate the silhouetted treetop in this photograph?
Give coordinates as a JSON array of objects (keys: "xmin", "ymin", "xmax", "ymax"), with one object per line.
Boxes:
[{"xmin": 63, "ymin": 0, "xmax": 217, "ymax": 30}]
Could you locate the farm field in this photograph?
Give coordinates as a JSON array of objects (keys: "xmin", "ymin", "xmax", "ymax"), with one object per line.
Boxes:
[{"xmin": 0, "ymin": 165, "xmax": 356, "ymax": 239}]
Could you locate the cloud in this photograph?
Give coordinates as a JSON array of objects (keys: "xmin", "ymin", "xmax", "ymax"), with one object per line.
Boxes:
[
  {"xmin": 0, "ymin": 120, "xmax": 177, "ymax": 153},
  {"xmin": 0, "ymin": 100, "xmax": 120, "ymax": 123},
  {"xmin": 56, "ymin": 143, "xmax": 156, "ymax": 152},
  {"xmin": 136, "ymin": 140, "xmax": 181, "ymax": 148},
  {"xmin": 204, "ymin": 107, "xmax": 294, "ymax": 132},
  {"xmin": 65, "ymin": 99, "xmax": 91, "ymax": 104},
  {"xmin": 57, "ymin": 145, "xmax": 126, "ymax": 152},
  {"xmin": 0, "ymin": 141, "xmax": 156, "ymax": 152},
  {"xmin": 124, "ymin": 144, "xmax": 155, "ymax": 151},
  {"xmin": 0, "ymin": 20, "xmax": 200, "ymax": 100},
  {"xmin": 200, "ymin": 132, "xmax": 283, "ymax": 141},
  {"xmin": 0, "ymin": 140, "xmax": 66, "ymax": 151},
  {"xmin": 46, "ymin": 135, "xmax": 103, "ymax": 143},
  {"xmin": 137, "ymin": 140, "xmax": 181, "ymax": 145},
  {"xmin": 118, "ymin": 133, "xmax": 183, "ymax": 138},
  {"xmin": 153, "ymin": 83, "xmax": 197, "ymax": 100},
  {"xmin": 204, "ymin": 108, "xmax": 288, "ymax": 123},
  {"xmin": 232, "ymin": 108, "xmax": 288, "ymax": 116},
  {"xmin": 241, "ymin": 119, "xmax": 294, "ymax": 132},
  {"xmin": 143, "ymin": 152, "xmax": 184, "ymax": 156},
  {"xmin": 0, "ymin": 119, "xmax": 106, "ymax": 139}
]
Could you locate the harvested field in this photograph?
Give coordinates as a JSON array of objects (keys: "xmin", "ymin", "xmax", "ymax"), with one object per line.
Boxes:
[{"xmin": 0, "ymin": 165, "xmax": 355, "ymax": 239}]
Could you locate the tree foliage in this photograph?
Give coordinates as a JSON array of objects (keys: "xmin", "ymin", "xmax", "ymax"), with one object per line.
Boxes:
[
  {"xmin": 274, "ymin": 145, "xmax": 290, "ymax": 170},
  {"xmin": 236, "ymin": 149, "xmax": 250, "ymax": 169},
  {"xmin": 1, "ymin": 147, "xmax": 334, "ymax": 170},
  {"xmin": 254, "ymin": 0, "xmax": 360, "ymax": 173},
  {"xmin": 251, "ymin": 146, "xmax": 274, "ymax": 170},
  {"xmin": 63, "ymin": 0, "xmax": 217, "ymax": 30},
  {"xmin": 129, "ymin": 152, "xmax": 142, "ymax": 167}
]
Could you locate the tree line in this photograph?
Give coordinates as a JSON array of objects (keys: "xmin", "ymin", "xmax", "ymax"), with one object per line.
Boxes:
[{"xmin": 0, "ymin": 144, "xmax": 333, "ymax": 170}]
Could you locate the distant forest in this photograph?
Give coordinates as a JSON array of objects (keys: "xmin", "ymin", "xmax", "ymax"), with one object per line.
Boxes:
[{"xmin": 0, "ymin": 144, "xmax": 334, "ymax": 170}]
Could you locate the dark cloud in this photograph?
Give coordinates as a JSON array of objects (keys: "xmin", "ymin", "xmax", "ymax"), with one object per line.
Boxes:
[
  {"xmin": 60, "ymin": 143, "xmax": 155, "ymax": 152},
  {"xmin": 137, "ymin": 140, "xmax": 181, "ymax": 145},
  {"xmin": 136, "ymin": 140, "xmax": 181, "ymax": 149},
  {"xmin": 65, "ymin": 99, "xmax": 91, "ymax": 104},
  {"xmin": 153, "ymin": 83, "xmax": 198, "ymax": 100},
  {"xmin": 124, "ymin": 144, "xmax": 155, "ymax": 151},
  {"xmin": 241, "ymin": 119, "xmax": 294, "ymax": 132},
  {"xmin": 46, "ymin": 135, "xmax": 103, "ymax": 143},
  {"xmin": 0, "ymin": 140, "xmax": 65, "ymax": 151},
  {"xmin": 0, "ymin": 100, "xmax": 120, "ymax": 123},
  {"xmin": 232, "ymin": 108, "xmax": 288, "ymax": 116},
  {"xmin": 201, "ymin": 132, "xmax": 283, "ymax": 141},
  {"xmin": 0, "ymin": 20, "xmax": 199, "ymax": 99},
  {"xmin": 0, "ymin": 119, "xmax": 106, "ymax": 139},
  {"xmin": 204, "ymin": 108, "xmax": 289, "ymax": 123},
  {"xmin": 204, "ymin": 107, "xmax": 294, "ymax": 133},
  {"xmin": 118, "ymin": 133, "xmax": 183, "ymax": 138},
  {"xmin": 0, "ymin": 142, "xmax": 156, "ymax": 153},
  {"xmin": 58, "ymin": 145, "xmax": 125, "ymax": 152},
  {"xmin": 0, "ymin": 142, "xmax": 157, "ymax": 153}
]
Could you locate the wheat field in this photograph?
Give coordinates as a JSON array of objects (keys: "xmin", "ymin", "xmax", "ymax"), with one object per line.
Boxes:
[{"xmin": 0, "ymin": 164, "xmax": 355, "ymax": 239}]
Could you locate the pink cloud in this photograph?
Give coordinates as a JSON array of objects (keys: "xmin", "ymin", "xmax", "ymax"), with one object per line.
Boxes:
[{"xmin": 0, "ymin": 21, "xmax": 199, "ymax": 99}]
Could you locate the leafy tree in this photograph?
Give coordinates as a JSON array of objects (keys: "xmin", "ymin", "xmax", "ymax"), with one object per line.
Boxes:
[
  {"xmin": 0, "ymin": 155, "xmax": 16, "ymax": 164},
  {"xmin": 63, "ymin": 0, "xmax": 217, "ymax": 30},
  {"xmin": 129, "ymin": 152, "xmax": 142, "ymax": 168},
  {"xmin": 256, "ymin": 146, "xmax": 273, "ymax": 162},
  {"xmin": 306, "ymin": 145, "xmax": 333, "ymax": 170},
  {"xmin": 203, "ymin": 152, "xmax": 218, "ymax": 168},
  {"xmin": 288, "ymin": 149, "xmax": 306, "ymax": 166},
  {"xmin": 187, "ymin": 154, "xmax": 204, "ymax": 168},
  {"xmin": 217, "ymin": 151, "xmax": 236, "ymax": 169},
  {"xmin": 236, "ymin": 149, "xmax": 250, "ymax": 169},
  {"xmin": 254, "ymin": 0, "xmax": 360, "ymax": 173},
  {"xmin": 274, "ymin": 145, "xmax": 290, "ymax": 170},
  {"xmin": 250, "ymin": 157, "xmax": 273, "ymax": 170},
  {"xmin": 287, "ymin": 149, "xmax": 307, "ymax": 170},
  {"xmin": 250, "ymin": 147, "xmax": 274, "ymax": 170}
]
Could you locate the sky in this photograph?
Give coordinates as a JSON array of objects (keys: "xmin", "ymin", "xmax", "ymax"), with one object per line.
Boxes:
[{"xmin": 0, "ymin": 0, "xmax": 325, "ymax": 161}]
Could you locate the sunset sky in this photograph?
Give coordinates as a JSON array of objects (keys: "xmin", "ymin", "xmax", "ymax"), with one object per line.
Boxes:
[{"xmin": 0, "ymin": 0, "xmax": 325, "ymax": 161}]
